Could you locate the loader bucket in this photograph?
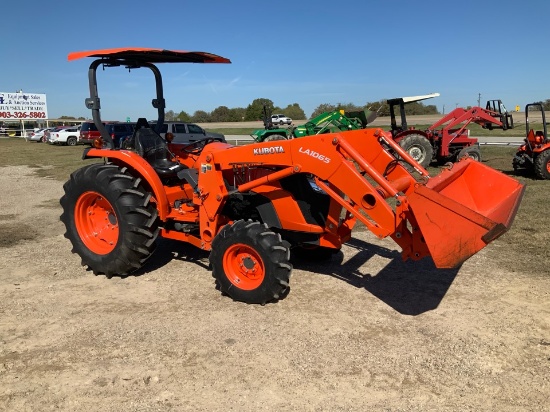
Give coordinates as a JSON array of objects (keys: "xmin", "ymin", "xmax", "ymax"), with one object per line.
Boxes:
[{"xmin": 407, "ymin": 158, "xmax": 524, "ymax": 268}]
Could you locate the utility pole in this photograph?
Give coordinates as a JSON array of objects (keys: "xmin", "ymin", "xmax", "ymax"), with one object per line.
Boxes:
[{"xmin": 478, "ymin": 93, "xmax": 481, "ymax": 107}]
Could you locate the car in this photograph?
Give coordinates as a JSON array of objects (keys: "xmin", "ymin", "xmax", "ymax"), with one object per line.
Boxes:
[
  {"xmin": 79, "ymin": 121, "xmax": 135, "ymax": 147},
  {"xmin": 270, "ymin": 114, "xmax": 292, "ymax": 125},
  {"xmin": 47, "ymin": 126, "xmax": 81, "ymax": 145},
  {"xmin": 79, "ymin": 121, "xmax": 104, "ymax": 146},
  {"xmin": 43, "ymin": 126, "xmax": 69, "ymax": 142},
  {"xmin": 105, "ymin": 122, "xmax": 136, "ymax": 148},
  {"xmin": 149, "ymin": 121, "xmax": 226, "ymax": 144},
  {"xmin": 26, "ymin": 127, "xmax": 55, "ymax": 142}
]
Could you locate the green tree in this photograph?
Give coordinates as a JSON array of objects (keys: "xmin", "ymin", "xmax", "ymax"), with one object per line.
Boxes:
[
  {"xmin": 365, "ymin": 100, "xmax": 388, "ymax": 116},
  {"xmin": 245, "ymin": 98, "xmax": 274, "ymax": 121},
  {"xmin": 310, "ymin": 103, "xmax": 337, "ymax": 119},
  {"xmin": 176, "ymin": 110, "xmax": 191, "ymax": 122},
  {"xmin": 192, "ymin": 110, "xmax": 211, "ymax": 122},
  {"xmin": 211, "ymin": 106, "xmax": 231, "ymax": 122},
  {"xmin": 228, "ymin": 108, "xmax": 246, "ymax": 122},
  {"xmin": 283, "ymin": 103, "xmax": 306, "ymax": 121}
]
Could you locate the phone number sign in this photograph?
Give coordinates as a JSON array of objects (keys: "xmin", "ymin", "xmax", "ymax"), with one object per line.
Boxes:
[{"xmin": 0, "ymin": 92, "xmax": 48, "ymax": 120}]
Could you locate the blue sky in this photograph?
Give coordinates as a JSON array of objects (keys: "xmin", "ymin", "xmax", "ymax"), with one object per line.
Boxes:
[{"xmin": 1, "ymin": 0, "xmax": 548, "ymax": 120}]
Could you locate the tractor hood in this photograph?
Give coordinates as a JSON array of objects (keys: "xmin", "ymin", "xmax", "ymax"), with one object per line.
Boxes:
[{"xmin": 68, "ymin": 47, "xmax": 231, "ymax": 64}]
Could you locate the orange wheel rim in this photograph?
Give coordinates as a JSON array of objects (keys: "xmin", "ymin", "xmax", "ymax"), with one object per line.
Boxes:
[
  {"xmin": 546, "ymin": 159, "xmax": 550, "ymax": 174},
  {"xmin": 223, "ymin": 243, "xmax": 265, "ymax": 290},
  {"xmin": 75, "ymin": 191, "xmax": 119, "ymax": 254}
]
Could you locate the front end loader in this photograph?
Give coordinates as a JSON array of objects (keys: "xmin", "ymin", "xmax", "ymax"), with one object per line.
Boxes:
[
  {"xmin": 60, "ymin": 48, "xmax": 525, "ymax": 304},
  {"xmin": 388, "ymin": 94, "xmax": 515, "ymax": 168}
]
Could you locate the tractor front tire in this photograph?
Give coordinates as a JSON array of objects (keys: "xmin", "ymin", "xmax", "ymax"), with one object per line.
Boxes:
[
  {"xmin": 210, "ymin": 220, "xmax": 292, "ymax": 304},
  {"xmin": 60, "ymin": 163, "xmax": 159, "ymax": 278},
  {"xmin": 457, "ymin": 146, "xmax": 482, "ymax": 162},
  {"xmin": 534, "ymin": 150, "xmax": 550, "ymax": 180},
  {"xmin": 263, "ymin": 134, "xmax": 287, "ymax": 142},
  {"xmin": 398, "ymin": 134, "xmax": 433, "ymax": 169}
]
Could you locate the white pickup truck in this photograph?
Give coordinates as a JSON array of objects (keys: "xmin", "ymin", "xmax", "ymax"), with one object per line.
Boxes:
[
  {"xmin": 47, "ymin": 126, "xmax": 81, "ymax": 146},
  {"xmin": 270, "ymin": 114, "xmax": 292, "ymax": 125}
]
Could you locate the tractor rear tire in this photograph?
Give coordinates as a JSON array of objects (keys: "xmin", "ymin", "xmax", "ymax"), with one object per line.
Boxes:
[
  {"xmin": 398, "ymin": 134, "xmax": 433, "ymax": 169},
  {"xmin": 263, "ymin": 134, "xmax": 287, "ymax": 142},
  {"xmin": 60, "ymin": 163, "xmax": 159, "ymax": 278},
  {"xmin": 534, "ymin": 150, "xmax": 550, "ymax": 180},
  {"xmin": 210, "ymin": 220, "xmax": 292, "ymax": 304},
  {"xmin": 457, "ymin": 146, "xmax": 482, "ymax": 162}
]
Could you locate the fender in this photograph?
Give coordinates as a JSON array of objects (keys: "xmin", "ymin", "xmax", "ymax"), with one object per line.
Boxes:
[{"xmin": 83, "ymin": 148, "xmax": 170, "ymax": 219}]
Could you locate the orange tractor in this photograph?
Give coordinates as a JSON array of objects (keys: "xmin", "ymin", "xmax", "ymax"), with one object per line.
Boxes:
[
  {"xmin": 513, "ymin": 103, "xmax": 550, "ymax": 179},
  {"xmin": 60, "ymin": 48, "xmax": 525, "ymax": 304}
]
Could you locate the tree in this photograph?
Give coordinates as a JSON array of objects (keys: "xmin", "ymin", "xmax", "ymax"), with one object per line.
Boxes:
[
  {"xmin": 245, "ymin": 98, "xmax": 274, "ymax": 121},
  {"xmin": 165, "ymin": 110, "xmax": 176, "ymax": 121},
  {"xmin": 283, "ymin": 103, "xmax": 306, "ymax": 120},
  {"xmin": 310, "ymin": 103, "xmax": 337, "ymax": 119},
  {"xmin": 176, "ymin": 110, "xmax": 191, "ymax": 122},
  {"xmin": 192, "ymin": 110, "xmax": 211, "ymax": 123},
  {"xmin": 365, "ymin": 100, "xmax": 389, "ymax": 116},
  {"xmin": 363, "ymin": 99, "xmax": 439, "ymax": 116},
  {"xmin": 228, "ymin": 108, "xmax": 246, "ymax": 122},
  {"xmin": 211, "ymin": 106, "xmax": 231, "ymax": 122}
]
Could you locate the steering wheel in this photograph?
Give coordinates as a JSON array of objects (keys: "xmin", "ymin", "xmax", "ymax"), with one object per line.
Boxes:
[{"xmin": 180, "ymin": 137, "xmax": 224, "ymax": 154}]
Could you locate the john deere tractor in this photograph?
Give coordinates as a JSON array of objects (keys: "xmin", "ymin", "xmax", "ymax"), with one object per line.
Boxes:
[{"xmin": 251, "ymin": 105, "xmax": 377, "ymax": 142}]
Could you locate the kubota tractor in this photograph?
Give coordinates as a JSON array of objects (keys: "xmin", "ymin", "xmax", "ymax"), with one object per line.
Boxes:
[
  {"xmin": 60, "ymin": 48, "xmax": 525, "ymax": 304},
  {"xmin": 388, "ymin": 94, "xmax": 514, "ymax": 168},
  {"xmin": 513, "ymin": 103, "xmax": 550, "ymax": 179}
]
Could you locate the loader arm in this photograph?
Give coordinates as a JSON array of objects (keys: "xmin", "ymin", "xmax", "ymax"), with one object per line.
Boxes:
[
  {"xmin": 428, "ymin": 106, "xmax": 505, "ymax": 131},
  {"xmin": 198, "ymin": 129, "xmax": 417, "ymax": 236},
  {"xmin": 196, "ymin": 128, "xmax": 524, "ymax": 268}
]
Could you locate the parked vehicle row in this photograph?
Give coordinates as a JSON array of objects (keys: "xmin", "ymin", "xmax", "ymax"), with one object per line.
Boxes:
[
  {"xmin": 18, "ymin": 120, "xmax": 226, "ymax": 147},
  {"xmin": 81, "ymin": 120, "xmax": 226, "ymax": 148},
  {"xmin": 79, "ymin": 122, "xmax": 135, "ymax": 148}
]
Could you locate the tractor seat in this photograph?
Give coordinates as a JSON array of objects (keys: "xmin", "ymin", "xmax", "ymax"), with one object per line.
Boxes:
[{"xmin": 133, "ymin": 119, "xmax": 187, "ymax": 179}]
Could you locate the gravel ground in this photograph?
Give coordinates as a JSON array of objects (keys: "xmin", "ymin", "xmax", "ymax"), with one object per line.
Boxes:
[{"xmin": 0, "ymin": 165, "xmax": 549, "ymax": 411}]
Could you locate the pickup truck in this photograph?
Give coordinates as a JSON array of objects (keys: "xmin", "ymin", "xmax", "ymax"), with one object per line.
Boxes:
[
  {"xmin": 47, "ymin": 126, "xmax": 81, "ymax": 146},
  {"xmin": 270, "ymin": 114, "xmax": 292, "ymax": 125}
]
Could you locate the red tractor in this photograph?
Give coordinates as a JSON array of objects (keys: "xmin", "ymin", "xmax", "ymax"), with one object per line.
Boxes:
[
  {"xmin": 513, "ymin": 103, "xmax": 550, "ymax": 179},
  {"xmin": 388, "ymin": 94, "xmax": 514, "ymax": 168},
  {"xmin": 60, "ymin": 48, "xmax": 525, "ymax": 304}
]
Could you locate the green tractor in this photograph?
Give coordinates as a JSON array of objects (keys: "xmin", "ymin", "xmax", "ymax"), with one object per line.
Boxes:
[{"xmin": 251, "ymin": 105, "xmax": 377, "ymax": 142}]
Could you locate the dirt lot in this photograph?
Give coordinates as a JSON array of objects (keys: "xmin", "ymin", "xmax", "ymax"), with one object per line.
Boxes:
[{"xmin": 0, "ymin": 164, "xmax": 549, "ymax": 411}]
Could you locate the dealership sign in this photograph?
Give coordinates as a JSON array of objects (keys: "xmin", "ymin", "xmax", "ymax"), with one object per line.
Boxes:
[{"xmin": 0, "ymin": 92, "xmax": 48, "ymax": 120}]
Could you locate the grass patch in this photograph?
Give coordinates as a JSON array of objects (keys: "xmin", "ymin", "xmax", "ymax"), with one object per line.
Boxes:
[
  {"xmin": 0, "ymin": 138, "xmax": 101, "ymax": 181},
  {"xmin": 473, "ymin": 146, "xmax": 549, "ymax": 275}
]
